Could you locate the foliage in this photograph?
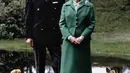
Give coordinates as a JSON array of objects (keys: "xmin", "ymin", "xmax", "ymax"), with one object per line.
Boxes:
[
  {"xmin": 92, "ymin": 0, "xmax": 130, "ymax": 33},
  {"xmin": 1, "ymin": 0, "xmax": 12, "ymax": 6},
  {"xmin": 0, "ymin": 0, "xmax": 25, "ymax": 39},
  {"xmin": 0, "ymin": 0, "xmax": 130, "ymax": 39}
]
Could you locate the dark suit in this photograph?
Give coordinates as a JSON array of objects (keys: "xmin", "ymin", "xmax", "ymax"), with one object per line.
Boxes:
[{"xmin": 25, "ymin": 0, "xmax": 64, "ymax": 73}]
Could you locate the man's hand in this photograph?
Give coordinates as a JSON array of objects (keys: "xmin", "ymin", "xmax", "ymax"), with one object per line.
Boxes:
[
  {"xmin": 75, "ymin": 36, "xmax": 84, "ymax": 44},
  {"xmin": 68, "ymin": 35, "xmax": 77, "ymax": 44},
  {"xmin": 26, "ymin": 38, "xmax": 34, "ymax": 47}
]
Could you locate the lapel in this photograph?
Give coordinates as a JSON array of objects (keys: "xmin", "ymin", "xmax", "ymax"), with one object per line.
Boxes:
[
  {"xmin": 65, "ymin": 0, "xmax": 75, "ymax": 11},
  {"xmin": 77, "ymin": 0, "xmax": 85, "ymax": 11},
  {"xmin": 65, "ymin": 0, "xmax": 89, "ymax": 11},
  {"xmin": 70, "ymin": 0, "xmax": 75, "ymax": 11}
]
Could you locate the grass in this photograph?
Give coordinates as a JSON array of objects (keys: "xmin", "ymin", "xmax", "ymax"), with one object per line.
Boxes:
[
  {"xmin": 92, "ymin": 0, "xmax": 130, "ymax": 33},
  {"xmin": 0, "ymin": 39, "xmax": 33, "ymax": 52},
  {"xmin": 91, "ymin": 33, "xmax": 130, "ymax": 60},
  {"xmin": 0, "ymin": 33, "xmax": 130, "ymax": 60}
]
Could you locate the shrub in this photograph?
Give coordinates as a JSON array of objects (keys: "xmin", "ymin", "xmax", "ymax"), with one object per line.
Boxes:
[{"xmin": 0, "ymin": 0, "xmax": 25, "ymax": 39}]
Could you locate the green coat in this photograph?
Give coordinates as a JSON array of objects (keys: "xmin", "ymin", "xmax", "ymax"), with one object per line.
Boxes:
[{"xmin": 59, "ymin": 0, "xmax": 95, "ymax": 73}]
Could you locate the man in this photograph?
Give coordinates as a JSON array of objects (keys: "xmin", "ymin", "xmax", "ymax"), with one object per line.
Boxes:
[{"xmin": 25, "ymin": 0, "xmax": 64, "ymax": 73}]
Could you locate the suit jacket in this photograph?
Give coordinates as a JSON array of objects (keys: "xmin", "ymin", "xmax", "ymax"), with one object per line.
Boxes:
[{"xmin": 25, "ymin": 0, "xmax": 64, "ymax": 45}]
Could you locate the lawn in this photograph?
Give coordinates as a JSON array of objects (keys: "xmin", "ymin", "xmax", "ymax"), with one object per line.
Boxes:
[
  {"xmin": 91, "ymin": 33, "xmax": 130, "ymax": 60},
  {"xmin": 0, "ymin": 33, "xmax": 130, "ymax": 60},
  {"xmin": 0, "ymin": 39, "xmax": 33, "ymax": 52}
]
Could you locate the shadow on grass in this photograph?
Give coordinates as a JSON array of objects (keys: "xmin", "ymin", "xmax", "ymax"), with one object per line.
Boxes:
[
  {"xmin": 1, "ymin": 50, "xmax": 130, "ymax": 73},
  {"xmin": 92, "ymin": 56, "xmax": 130, "ymax": 66}
]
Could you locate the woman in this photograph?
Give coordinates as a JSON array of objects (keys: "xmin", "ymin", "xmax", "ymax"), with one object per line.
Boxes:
[{"xmin": 59, "ymin": 0, "xmax": 96, "ymax": 73}]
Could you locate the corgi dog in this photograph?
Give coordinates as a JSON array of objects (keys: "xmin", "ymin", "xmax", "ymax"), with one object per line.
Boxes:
[
  {"xmin": 106, "ymin": 68, "xmax": 116, "ymax": 73},
  {"xmin": 106, "ymin": 67, "xmax": 121, "ymax": 73},
  {"xmin": 10, "ymin": 69, "xmax": 21, "ymax": 73}
]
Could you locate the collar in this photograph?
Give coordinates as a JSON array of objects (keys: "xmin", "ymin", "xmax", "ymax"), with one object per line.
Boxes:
[
  {"xmin": 73, "ymin": 1, "xmax": 80, "ymax": 6},
  {"xmin": 65, "ymin": 0, "xmax": 90, "ymax": 6}
]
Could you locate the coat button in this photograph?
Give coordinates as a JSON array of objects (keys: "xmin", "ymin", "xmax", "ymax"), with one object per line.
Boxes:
[
  {"xmin": 52, "ymin": 1, "xmax": 58, "ymax": 4},
  {"xmin": 37, "ymin": 8, "xmax": 40, "ymax": 11},
  {"xmin": 52, "ymin": 18, "xmax": 54, "ymax": 20},
  {"xmin": 76, "ymin": 17, "xmax": 78, "ymax": 20},
  {"xmin": 76, "ymin": 17, "xmax": 78, "ymax": 22},
  {"xmin": 54, "ymin": 7, "xmax": 56, "ymax": 9},
  {"xmin": 76, "ymin": 21, "xmax": 78, "ymax": 25},
  {"xmin": 53, "ymin": 27, "xmax": 55, "ymax": 30},
  {"xmin": 41, "ymin": 28, "xmax": 43, "ymax": 30}
]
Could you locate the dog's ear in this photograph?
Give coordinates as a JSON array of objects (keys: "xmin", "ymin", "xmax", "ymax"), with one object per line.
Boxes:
[
  {"xmin": 106, "ymin": 67, "xmax": 111, "ymax": 73},
  {"xmin": 10, "ymin": 69, "xmax": 21, "ymax": 73},
  {"xmin": 111, "ymin": 70, "xmax": 116, "ymax": 73},
  {"xmin": 10, "ymin": 70, "xmax": 15, "ymax": 73},
  {"xmin": 16, "ymin": 69, "xmax": 21, "ymax": 73}
]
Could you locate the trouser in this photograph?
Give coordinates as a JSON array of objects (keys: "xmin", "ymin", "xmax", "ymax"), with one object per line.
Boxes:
[{"xmin": 33, "ymin": 44, "xmax": 61, "ymax": 73}]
